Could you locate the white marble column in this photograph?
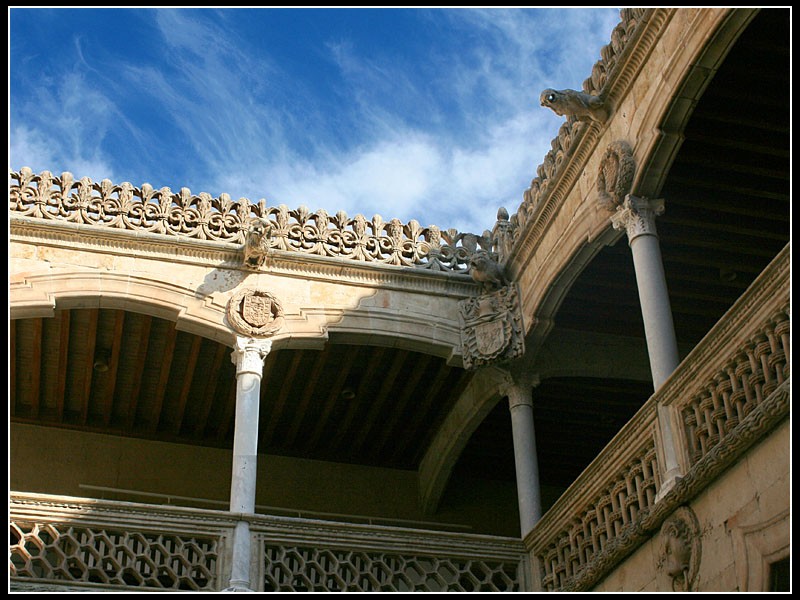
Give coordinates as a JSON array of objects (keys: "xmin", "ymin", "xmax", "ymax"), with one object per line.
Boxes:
[
  {"xmin": 226, "ymin": 336, "xmax": 272, "ymax": 592},
  {"xmin": 612, "ymin": 195, "xmax": 682, "ymax": 496},
  {"xmin": 502, "ymin": 373, "xmax": 543, "ymax": 538}
]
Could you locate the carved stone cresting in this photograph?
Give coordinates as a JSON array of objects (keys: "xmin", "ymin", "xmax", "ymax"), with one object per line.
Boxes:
[
  {"xmin": 540, "ymin": 88, "xmax": 609, "ymax": 123},
  {"xmin": 597, "ymin": 141, "xmax": 635, "ymax": 211},
  {"xmin": 610, "ymin": 195, "xmax": 665, "ymax": 242},
  {"xmin": 243, "ymin": 217, "xmax": 273, "ymax": 268},
  {"xmin": 459, "ymin": 285, "xmax": 525, "ymax": 370},
  {"xmin": 9, "ymin": 168, "xmax": 497, "ymax": 275},
  {"xmin": 657, "ymin": 506, "xmax": 701, "ymax": 591},
  {"xmin": 226, "ymin": 289, "xmax": 285, "ymax": 338}
]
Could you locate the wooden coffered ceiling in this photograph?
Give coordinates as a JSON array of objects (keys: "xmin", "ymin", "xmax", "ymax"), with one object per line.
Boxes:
[{"xmin": 9, "ymin": 10, "xmax": 789, "ymax": 518}]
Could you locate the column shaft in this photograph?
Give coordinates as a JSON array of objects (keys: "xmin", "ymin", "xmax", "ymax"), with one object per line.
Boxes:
[
  {"xmin": 612, "ymin": 195, "xmax": 683, "ymax": 497},
  {"xmin": 226, "ymin": 337, "xmax": 271, "ymax": 592},
  {"xmin": 505, "ymin": 378, "xmax": 542, "ymax": 537}
]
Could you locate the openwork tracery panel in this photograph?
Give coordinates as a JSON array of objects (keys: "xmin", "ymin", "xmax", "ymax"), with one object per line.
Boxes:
[
  {"xmin": 537, "ymin": 444, "xmax": 660, "ymax": 591},
  {"xmin": 10, "ymin": 521, "xmax": 219, "ymax": 591},
  {"xmin": 262, "ymin": 543, "xmax": 520, "ymax": 592},
  {"xmin": 680, "ymin": 308, "xmax": 790, "ymax": 466}
]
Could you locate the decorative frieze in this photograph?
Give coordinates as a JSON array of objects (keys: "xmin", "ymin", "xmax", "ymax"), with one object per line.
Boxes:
[
  {"xmin": 459, "ymin": 284, "xmax": 525, "ymax": 370},
  {"xmin": 226, "ymin": 289, "xmax": 285, "ymax": 338},
  {"xmin": 9, "ymin": 168, "xmax": 491, "ymax": 275}
]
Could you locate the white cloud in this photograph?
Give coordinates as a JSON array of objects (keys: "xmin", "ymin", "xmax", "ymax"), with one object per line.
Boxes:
[{"xmin": 10, "ymin": 8, "xmax": 623, "ymax": 235}]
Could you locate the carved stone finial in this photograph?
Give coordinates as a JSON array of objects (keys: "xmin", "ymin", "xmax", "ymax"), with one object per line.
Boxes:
[
  {"xmin": 458, "ymin": 285, "xmax": 525, "ymax": 371},
  {"xmin": 597, "ymin": 141, "xmax": 635, "ymax": 211},
  {"xmin": 657, "ymin": 506, "xmax": 701, "ymax": 592},
  {"xmin": 491, "ymin": 207, "xmax": 516, "ymax": 267},
  {"xmin": 540, "ymin": 88, "xmax": 609, "ymax": 123},
  {"xmin": 243, "ymin": 217, "xmax": 273, "ymax": 269},
  {"xmin": 226, "ymin": 288, "xmax": 285, "ymax": 338}
]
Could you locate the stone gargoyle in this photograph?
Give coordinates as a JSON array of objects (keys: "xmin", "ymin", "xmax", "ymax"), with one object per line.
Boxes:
[
  {"xmin": 540, "ymin": 88, "xmax": 609, "ymax": 123},
  {"xmin": 243, "ymin": 217, "xmax": 273, "ymax": 268},
  {"xmin": 469, "ymin": 250, "xmax": 508, "ymax": 292}
]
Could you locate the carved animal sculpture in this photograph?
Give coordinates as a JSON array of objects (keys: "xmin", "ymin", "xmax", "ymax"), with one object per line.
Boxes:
[
  {"xmin": 540, "ymin": 88, "xmax": 608, "ymax": 123},
  {"xmin": 469, "ymin": 251, "xmax": 508, "ymax": 292},
  {"xmin": 243, "ymin": 218, "xmax": 273, "ymax": 268}
]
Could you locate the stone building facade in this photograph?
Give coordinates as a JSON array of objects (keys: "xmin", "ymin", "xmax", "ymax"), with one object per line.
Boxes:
[{"xmin": 10, "ymin": 8, "xmax": 789, "ymax": 592}]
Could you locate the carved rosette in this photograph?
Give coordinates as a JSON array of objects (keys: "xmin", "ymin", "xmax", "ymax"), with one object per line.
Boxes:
[
  {"xmin": 458, "ymin": 285, "xmax": 525, "ymax": 371},
  {"xmin": 597, "ymin": 141, "xmax": 635, "ymax": 211},
  {"xmin": 657, "ymin": 506, "xmax": 701, "ymax": 592},
  {"xmin": 226, "ymin": 289, "xmax": 285, "ymax": 338}
]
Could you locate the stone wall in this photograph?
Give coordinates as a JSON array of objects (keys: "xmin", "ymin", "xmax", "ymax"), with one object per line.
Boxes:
[{"xmin": 10, "ymin": 423, "xmax": 519, "ymax": 537}]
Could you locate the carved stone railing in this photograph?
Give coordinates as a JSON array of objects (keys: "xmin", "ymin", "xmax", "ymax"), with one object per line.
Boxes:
[
  {"xmin": 9, "ymin": 167, "xmax": 493, "ymax": 274},
  {"xmin": 10, "ymin": 492, "xmax": 526, "ymax": 592},
  {"xmin": 530, "ymin": 399, "xmax": 662, "ymax": 591},
  {"xmin": 254, "ymin": 515, "xmax": 525, "ymax": 592},
  {"xmin": 527, "ymin": 245, "xmax": 790, "ymax": 591},
  {"xmin": 10, "ymin": 493, "xmax": 230, "ymax": 592}
]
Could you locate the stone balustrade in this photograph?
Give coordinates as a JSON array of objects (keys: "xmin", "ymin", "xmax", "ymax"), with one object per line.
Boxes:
[
  {"xmin": 9, "ymin": 167, "xmax": 495, "ymax": 274},
  {"xmin": 527, "ymin": 245, "xmax": 790, "ymax": 591},
  {"xmin": 10, "ymin": 492, "xmax": 525, "ymax": 592}
]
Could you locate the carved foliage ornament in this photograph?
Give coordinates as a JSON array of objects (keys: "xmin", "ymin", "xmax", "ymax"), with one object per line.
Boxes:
[
  {"xmin": 657, "ymin": 506, "xmax": 701, "ymax": 592},
  {"xmin": 459, "ymin": 284, "xmax": 525, "ymax": 371},
  {"xmin": 226, "ymin": 289, "xmax": 285, "ymax": 338},
  {"xmin": 597, "ymin": 141, "xmax": 635, "ymax": 211}
]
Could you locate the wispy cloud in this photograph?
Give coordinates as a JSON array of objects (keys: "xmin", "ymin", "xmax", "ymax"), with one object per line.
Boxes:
[{"xmin": 10, "ymin": 8, "xmax": 621, "ymax": 233}]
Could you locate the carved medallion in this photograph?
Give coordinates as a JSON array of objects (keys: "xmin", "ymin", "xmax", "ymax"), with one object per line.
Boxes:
[
  {"xmin": 597, "ymin": 140, "xmax": 635, "ymax": 211},
  {"xmin": 657, "ymin": 506, "xmax": 701, "ymax": 592},
  {"xmin": 459, "ymin": 284, "xmax": 524, "ymax": 370},
  {"xmin": 226, "ymin": 289, "xmax": 285, "ymax": 337}
]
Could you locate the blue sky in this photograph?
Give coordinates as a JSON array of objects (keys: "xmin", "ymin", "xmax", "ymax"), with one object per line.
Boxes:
[{"xmin": 10, "ymin": 8, "xmax": 621, "ymax": 234}]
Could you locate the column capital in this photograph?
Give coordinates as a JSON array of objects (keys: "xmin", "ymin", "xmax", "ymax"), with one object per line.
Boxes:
[
  {"xmin": 231, "ymin": 336, "xmax": 272, "ymax": 376},
  {"xmin": 610, "ymin": 195, "xmax": 665, "ymax": 243},
  {"xmin": 500, "ymin": 372, "xmax": 541, "ymax": 410}
]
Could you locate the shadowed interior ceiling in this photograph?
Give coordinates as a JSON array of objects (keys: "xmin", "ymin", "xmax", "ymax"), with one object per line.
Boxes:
[{"xmin": 10, "ymin": 10, "xmax": 788, "ymax": 519}]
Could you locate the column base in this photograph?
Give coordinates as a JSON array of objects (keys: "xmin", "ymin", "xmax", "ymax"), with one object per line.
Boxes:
[
  {"xmin": 655, "ymin": 470, "xmax": 682, "ymax": 503},
  {"xmin": 222, "ymin": 584, "xmax": 255, "ymax": 592}
]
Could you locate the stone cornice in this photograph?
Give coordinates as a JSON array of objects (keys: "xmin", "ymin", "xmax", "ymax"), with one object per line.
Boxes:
[
  {"xmin": 507, "ymin": 9, "xmax": 676, "ymax": 280},
  {"xmin": 11, "ymin": 215, "xmax": 478, "ymax": 298}
]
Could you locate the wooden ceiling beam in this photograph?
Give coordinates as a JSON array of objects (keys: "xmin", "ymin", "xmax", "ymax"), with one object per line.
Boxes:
[
  {"xmin": 306, "ymin": 348, "xmax": 360, "ymax": 454},
  {"xmin": 327, "ymin": 347, "xmax": 387, "ymax": 455},
  {"xmin": 173, "ymin": 335, "xmax": 203, "ymax": 436},
  {"xmin": 79, "ymin": 310, "xmax": 99, "ymax": 426},
  {"xmin": 284, "ymin": 349, "xmax": 329, "ymax": 449},
  {"xmin": 147, "ymin": 325, "xmax": 177, "ymax": 435},
  {"xmin": 262, "ymin": 351, "xmax": 305, "ymax": 448},
  {"xmin": 350, "ymin": 350, "xmax": 409, "ymax": 456},
  {"xmin": 126, "ymin": 315, "xmax": 151, "ymax": 431},
  {"xmin": 194, "ymin": 342, "xmax": 228, "ymax": 440},
  {"xmin": 102, "ymin": 311, "xmax": 126, "ymax": 427}
]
